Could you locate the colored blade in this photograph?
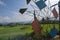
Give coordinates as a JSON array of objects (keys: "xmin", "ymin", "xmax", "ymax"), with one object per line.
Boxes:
[
  {"xmin": 19, "ymin": 8, "xmax": 27, "ymax": 14},
  {"xmin": 43, "ymin": 0, "xmax": 47, "ymax": 2},
  {"xmin": 26, "ymin": 0, "xmax": 31, "ymax": 4},
  {"xmin": 31, "ymin": 11, "xmax": 42, "ymax": 35},
  {"xmin": 49, "ymin": 26, "xmax": 58, "ymax": 38},
  {"xmin": 35, "ymin": 0, "xmax": 46, "ymax": 10},
  {"xmin": 52, "ymin": 8, "xmax": 58, "ymax": 18}
]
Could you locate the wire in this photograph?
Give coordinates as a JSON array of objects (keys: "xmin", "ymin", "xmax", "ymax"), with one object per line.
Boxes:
[{"xmin": 50, "ymin": 3, "xmax": 58, "ymax": 8}]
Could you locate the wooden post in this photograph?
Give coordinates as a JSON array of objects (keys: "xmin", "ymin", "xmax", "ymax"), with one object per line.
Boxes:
[{"xmin": 31, "ymin": 11, "xmax": 42, "ymax": 36}]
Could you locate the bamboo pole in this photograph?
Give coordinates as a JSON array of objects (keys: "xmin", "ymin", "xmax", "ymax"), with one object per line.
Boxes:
[{"xmin": 58, "ymin": 1, "xmax": 60, "ymax": 36}]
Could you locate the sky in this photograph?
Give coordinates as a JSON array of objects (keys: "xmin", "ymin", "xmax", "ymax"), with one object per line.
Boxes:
[
  {"xmin": 0, "ymin": 0, "xmax": 59, "ymax": 23},
  {"xmin": 0, "ymin": 0, "xmax": 34, "ymax": 23}
]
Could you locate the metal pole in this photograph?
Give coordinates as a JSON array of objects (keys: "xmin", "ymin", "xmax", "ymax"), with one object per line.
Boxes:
[
  {"xmin": 58, "ymin": 1, "xmax": 60, "ymax": 22},
  {"xmin": 58, "ymin": 1, "xmax": 60, "ymax": 36}
]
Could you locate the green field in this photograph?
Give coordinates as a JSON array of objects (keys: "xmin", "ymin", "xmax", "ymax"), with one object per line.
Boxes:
[{"xmin": 0, "ymin": 24, "xmax": 59, "ymax": 40}]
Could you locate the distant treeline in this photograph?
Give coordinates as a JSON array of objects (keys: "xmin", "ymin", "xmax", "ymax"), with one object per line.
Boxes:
[
  {"xmin": 39, "ymin": 20, "xmax": 59, "ymax": 24},
  {"xmin": 0, "ymin": 20, "xmax": 59, "ymax": 27},
  {"xmin": 0, "ymin": 23, "xmax": 20, "ymax": 27}
]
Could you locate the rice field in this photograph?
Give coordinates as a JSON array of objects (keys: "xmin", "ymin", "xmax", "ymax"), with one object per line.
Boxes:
[{"xmin": 0, "ymin": 24, "xmax": 59, "ymax": 40}]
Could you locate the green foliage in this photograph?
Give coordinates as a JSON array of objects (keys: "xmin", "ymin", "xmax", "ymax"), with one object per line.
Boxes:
[{"xmin": 0, "ymin": 24, "xmax": 59, "ymax": 40}]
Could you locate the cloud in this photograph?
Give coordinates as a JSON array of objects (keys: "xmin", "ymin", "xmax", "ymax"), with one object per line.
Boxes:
[
  {"xmin": 0, "ymin": 16, "xmax": 11, "ymax": 23},
  {"xmin": 0, "ymin": 11, "xmax": 34, "ymax": 23},
  {"xmin": 0, "ymin": 0, "xmax": 6, "ymax": 6}
]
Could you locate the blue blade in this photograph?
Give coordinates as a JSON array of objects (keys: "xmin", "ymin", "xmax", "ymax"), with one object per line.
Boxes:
[
  {"xmin": 49, "ymin": 29, "xmax": 58, "ymax": 38},
  {"xmin": 35, "ymin": 0, "xmax": 46, "ymax": 10}
]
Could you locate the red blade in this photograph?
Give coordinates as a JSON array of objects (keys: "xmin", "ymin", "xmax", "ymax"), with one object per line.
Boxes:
[
  {"xmin": 31, "ymin": 13, "xmax": 42, "ymax": 35},
  {"xmin": 52, "ymin": 8, "xmax": 58, "ymax": 18}
]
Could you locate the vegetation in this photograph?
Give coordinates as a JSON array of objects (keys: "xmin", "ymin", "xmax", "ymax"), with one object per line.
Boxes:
[{"xmin": 0, "ymin": 24, "xmax": 59, "ymax": 40}]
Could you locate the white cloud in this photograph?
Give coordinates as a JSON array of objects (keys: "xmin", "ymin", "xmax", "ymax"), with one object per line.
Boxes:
[
  {"xmin": 0, "ymin": 0, "xmax": 6, "ymax": 6},
  {"xmin": 0, "ymin": 16, "xmax": 11, "ymax": 23},
  {"xmin": 0, "ymin": 11, "xmax": 34, "ymax": 23}
]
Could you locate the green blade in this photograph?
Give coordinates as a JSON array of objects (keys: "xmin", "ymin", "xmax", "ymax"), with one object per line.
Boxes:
[
  {"xmin": 26, "ymin": 0, "xmax": 31, "ymax": 4},
  {"xmin": 19, "ymin": 8, "xmax": 27, "ymax": 14}
]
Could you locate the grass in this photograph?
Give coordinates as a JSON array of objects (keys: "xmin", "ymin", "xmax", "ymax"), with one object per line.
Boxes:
[
  {"xmin": 41, "ymin": 24, "xmax": 59, "ymax": 36},
  {"xmin": 0, "ymin": 25, "xmax": 33, "ymax": 40},
  {"xmin": 0, "ymin": 24, "xmax": 59, "ymax": 40},
  {"xmin": 0, "ymin": 25, "xmax": 32, "ymax": 34}
]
